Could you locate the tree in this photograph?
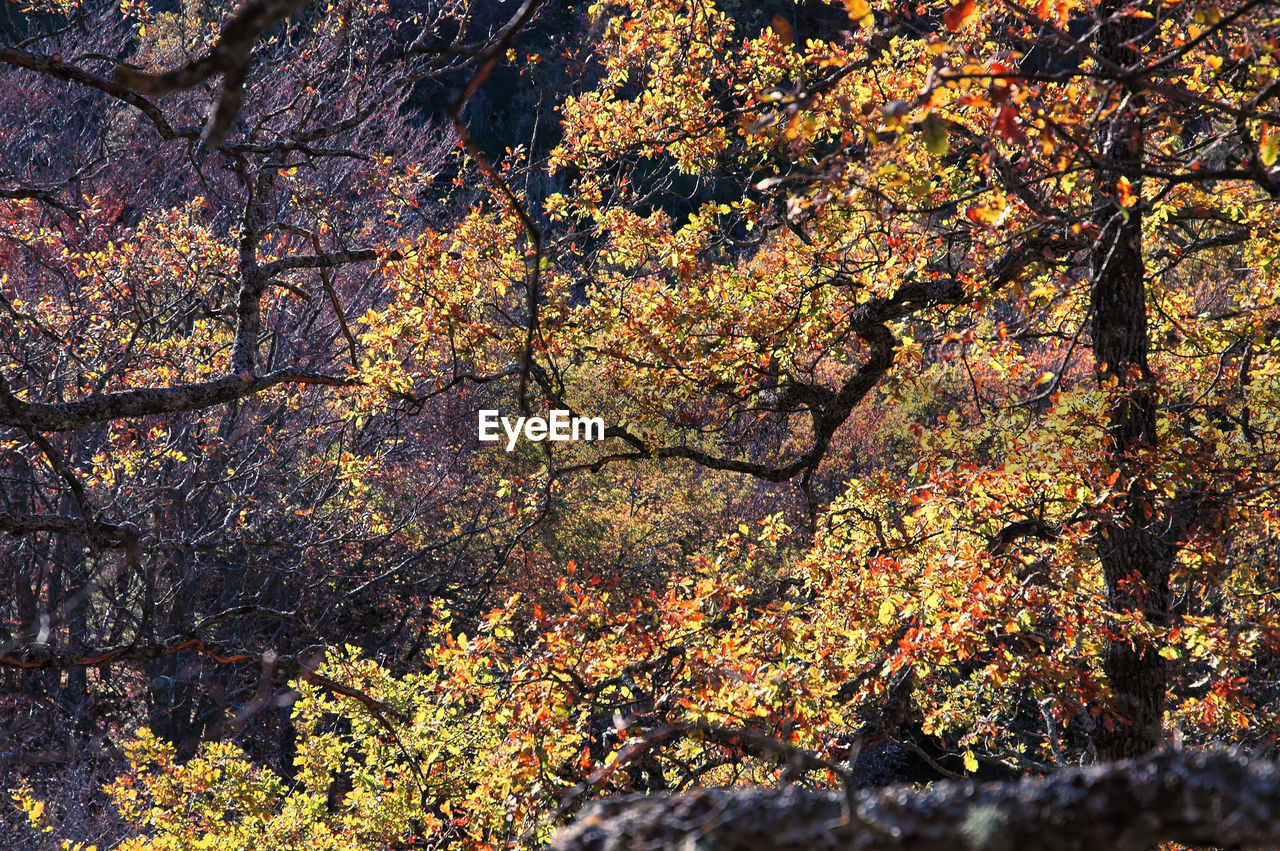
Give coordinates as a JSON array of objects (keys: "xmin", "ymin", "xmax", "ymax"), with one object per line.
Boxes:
[
  {"xmin": 4, "ymin": 0, "xmax": 1280, "ymax": 846},
  {"xmin": 0, "ymin": 0, "xmax": 543, "ymax": 835},
  {"xmin": 495, "ymin": 0, "xmax": 1280, "ymax": 766}
]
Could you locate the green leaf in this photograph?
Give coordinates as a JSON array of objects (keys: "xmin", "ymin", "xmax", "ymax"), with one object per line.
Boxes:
[{"xmin": 921, "ymin": 113, "xmax": 949, "ymax": 156}]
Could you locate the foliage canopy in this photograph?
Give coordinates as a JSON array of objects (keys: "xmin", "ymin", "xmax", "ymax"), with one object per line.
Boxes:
[{"xmin": 2, "ymin": 0, "xmax": 1280, "ymax": 846}]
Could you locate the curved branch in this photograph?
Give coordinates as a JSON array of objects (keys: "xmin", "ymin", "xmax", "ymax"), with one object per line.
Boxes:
[
  {"xmin": 0, "ymin": 184, "xmax": 79, "ymax": 218},
  {"xmin": 0, "ymin": 46, "xmax": 186, "ymax": 140},
  {"xmin": 0, "ymin": 511, "xmax": 138, "ymax": 550},
  {"xmin": 114, "ymin": 0, "xmax": 310, "ymax": 147},
  {"xmin": 549, "ymin": 277, "xmax": 964, "ymax": 483}
]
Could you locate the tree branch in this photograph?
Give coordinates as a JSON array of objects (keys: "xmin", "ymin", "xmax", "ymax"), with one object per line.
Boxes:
[
  {"xmin": 257, "ymin": 247, "xmax": 381, "ymax": 278},
  {"xmin": 0, "ymin": 512, "xmax": 137, "ymax": 550},
  {"xmin": 114, "ymin": 0, "xmax": 311, "ymax": 147},
  {"xmin": 0, "ymin": 369, "xmax": 356, "ymax": 433},
  {"xmin": 0, "ymin": 46, "xmax": 185, "ymax": 140},
  {"xmin": 547, "ymin": 276, "xmax": 965, "ymax": 483}
]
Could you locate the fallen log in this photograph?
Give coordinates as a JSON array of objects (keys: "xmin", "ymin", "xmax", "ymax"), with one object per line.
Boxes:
[{"xmin": 552, "ymin": 747, "xmax": 1280, "ymax": 850}]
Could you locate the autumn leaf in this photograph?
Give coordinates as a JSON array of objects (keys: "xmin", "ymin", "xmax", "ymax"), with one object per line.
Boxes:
[
  {"xmin": 993, "ymin": 102, "xmax": 1025, "ymax": 145},
  {"xmin": 1261, "ymin": 125, "xmax": 1279, "ymax": 167},
  {"xmin": 965, "ymin": 205, "xmax": 1000, "ymax": 227},
  {"xmin": 1117, "ymin": 175, "xmax": 1137, "ymax": 207},
  {"xmin": 843, "ymin": 0, "xmax": 874, "ymax": 27},
  {"xmin": 878, "ymin": 598, "xmax": 895, "ymax": 624},
  {"xmin": 944, "ymin": 0, "xmax": 979, "ymax": 31},
  {"xmin": 770, "ymin": 15, "xmax": 795, "ymax": 47}
]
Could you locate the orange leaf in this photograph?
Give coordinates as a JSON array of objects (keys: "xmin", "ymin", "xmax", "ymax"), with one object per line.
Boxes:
[
  {"xmin": 1117, "ymin": 176, "xmax": 1136, "ymax": 207},
  {"xmin": 944, "ymin": 0, "xmax": 979, "ymax": 31}
]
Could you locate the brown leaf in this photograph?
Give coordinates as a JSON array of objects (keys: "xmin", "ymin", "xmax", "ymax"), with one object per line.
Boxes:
[
  {"xmin": 770, "ymin": 15, "xmax": 795, "ymax": 47},
  {"xmin": 994, "ymin": 103, "xmax": 1025, "ymax": 146}
]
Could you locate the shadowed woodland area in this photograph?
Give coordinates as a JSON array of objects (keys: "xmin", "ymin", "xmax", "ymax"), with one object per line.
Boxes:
[{"xmin": 2, "ymin": 0, "xmax": 1280, "ymax": 847}]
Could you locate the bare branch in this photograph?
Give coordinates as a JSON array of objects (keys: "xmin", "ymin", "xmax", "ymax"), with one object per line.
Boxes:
[
  {"xmin": 0, "ymin": 512, "xmax": 136, "ymax": 548},
  {"xmin": 0, "ymin": 184, "xmax": 78, "ymax": 218},
  {"xmin": 114, "ymin": 0, "xmax": 311, "ymax": 147},
  {"xmin": 258, "ymin": 246, "xmax": 381, "ymax": 278},
  {"xmin": 0, "ymin": 46, "xmax": 185, "ymax": 140}
]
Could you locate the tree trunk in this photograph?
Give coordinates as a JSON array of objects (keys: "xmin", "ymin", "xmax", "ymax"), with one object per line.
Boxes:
[{"xmin": 1088, "ymin": 0, "xmax": 1170, "ymax": 761}]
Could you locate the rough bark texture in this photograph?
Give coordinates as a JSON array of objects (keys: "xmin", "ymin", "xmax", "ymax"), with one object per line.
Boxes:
[
  {"xmin": 0, "ymin": 369, "xmax": 352, "ymax": 433},
  {"xmin": 1088, "ymin": 0, "xmax": 1170, "ymax": 761},
  {"xmin": 552, "ymin": 748, "xmax": 1280, "ymax": 851}
]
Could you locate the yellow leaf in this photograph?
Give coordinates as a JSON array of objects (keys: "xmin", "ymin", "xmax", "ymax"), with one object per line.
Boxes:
[
  {"xmin": 963, "ymin": 751, "xmax": 979, "ymax": 772},
  {"xmin": 877, "ymin": 599, "xmax": 895, "ymax": 624},
  {"xmin": 843, "ymin": 0, "xmax": 874, "ymax": 27}
]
